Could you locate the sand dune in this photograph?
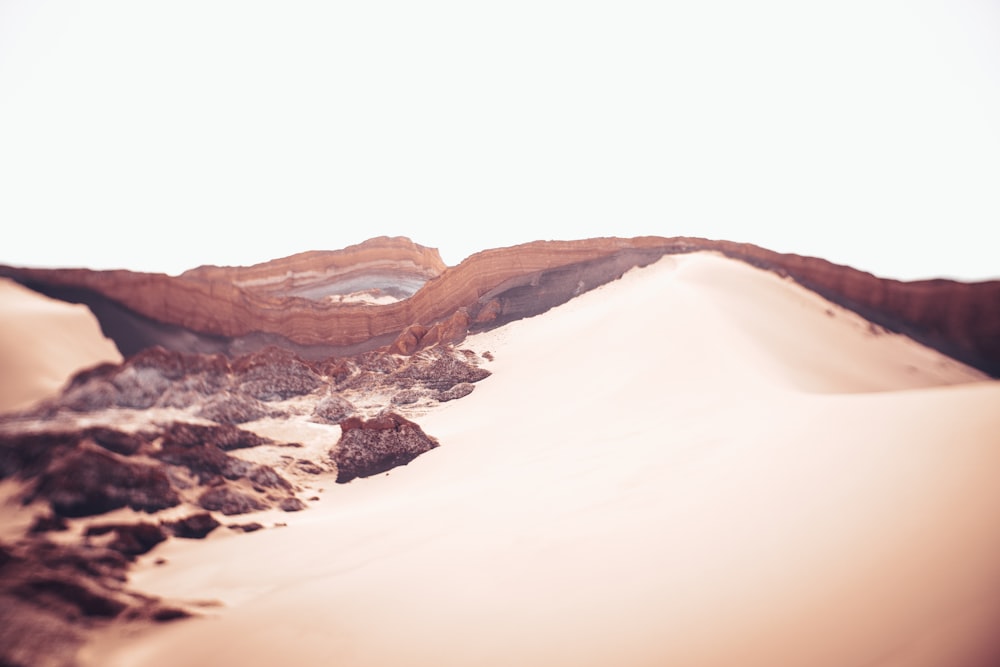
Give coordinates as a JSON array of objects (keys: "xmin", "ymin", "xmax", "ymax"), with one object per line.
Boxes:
[
  {"xmin": 83, "ymin": 254, "xmax": 1000, "ymax": 666},
  {"xmin": 0, "ymin": 278, "xmax": 121, "ymax": 413}
]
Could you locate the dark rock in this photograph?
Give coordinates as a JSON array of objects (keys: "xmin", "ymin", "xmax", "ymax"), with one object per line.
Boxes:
[
  {"xmin": 228, "ymin": 522, "xmax": 264, "ymax": 533},
  {"xmin": 31, "ymin": 447, "xmax": 180, "ymax": 517},
  {"xmin": 155, "ymin": 385, "xmax": 206, "ymax": 409},
  {"xmin": 312, "ymin": 394, "xmax": 355, "ymax": 423},
  {"xmin": 197, "ymin": 392, "xmax": 271, "ymax": 424},
  {"xmin": 60, "ymin": 378, "xmax": 120, "ymax": 412},
  {"xmin": 64, "ymin": 361, "xmax": 119, "ymax": 390},
  {"xmin": 11, "ymin": 576, "xmax": 127, "ymax": 618},
  {"xmin": 81, "ymin": 427, "xmax": 146, "ymax": 456},
  {"xmin": 85, "ymin": 523, "xmax": 167, "ymax": 558},
  {"xmin": 58, "ymin": 348, "xmax": 234, "ymax": 412},
  {"xmin": 163, "ymin": 512, "xmax": 220, "ymax": 539},
  {"xmin": 388, "ymin": 323, "xmax": 429, "ymax": 355},
  {"xmin": 0, "ymin": 431, "xmax": 78, "ymax": 480},
  {"xmin": 247, "ymin": 465, "xmax": 291, "ymax": 490},
  {"xmin": 152, "ymin": 606, "xmax": 191, "ymax": 622},
  {"xmin": 198, "ymin": 487, "xmax": 268, "ymax": 515},
  {"xmin": 418, "ymin": 308, "xmax": 470, "ymax": 350},
  {"xmin": 332, "ymin": 412, "xmax": 439, "ymax": 483},
  {"xmin": 279, "ymin": 497, "xmax": 306, "ymax": 512},
  {"xmin": 316, "ymin": 357, "xmax": 354, "ymax": 385},
  {"xmin": 109, "ymin": 365, "xmax": 172, "ymax": 409},
  {"xmin": 392, "ymin": 347, "xmax": 491, "ymax": 392},
  {"xmin": 155, "ymin": 425, "xmax": 286, "ymax": 490},
  {"xmin": 161, "ymin": 421, "xmax": 272, "ymax": 451},
  {"xmin": 295, "ymin": 459, "xmax": 326, "ymax": 475},
  {"xmin": 233, "ymin": 346, "xmax": 323, "ymax": 401},
  {"xmin": 28, "ymin": 514, "xmax": 69, "ymax": 534},
  {"xmin": 336, "ymin": 369, "xmax": 380, "ymax": 392},
  {"xmin": 0, "ymin": 593, "xmax": 86, "ymax": 667},
  {"xmin": 0, "ymin": 537, "xmax": 184, "ymax": 667},
  {"xmin": 391, "ymin": 389, "xmax": 423, "ymax": 406},
  {"xmin": 152, "ymin": 440, "xmax": 243, "ymax": 485},
  {"xmin": 129, "ymin": 347, "xmax": 230, "ymax": 381},
  {"xmin": 356, "ymin": 350, "xmax": 401, "ymax": 374},
  {"xmin": 29, "ymin": 541, "xmax": 129, "ymax": 582},
  {"xmin": 437, "ymin": 383, "xmax": 475, "ymax": 402}
]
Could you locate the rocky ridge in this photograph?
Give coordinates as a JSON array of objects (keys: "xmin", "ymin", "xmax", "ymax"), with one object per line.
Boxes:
[
  {"xmin": 0, "ymin": 342, "xmax": 491, "ymax": 667},
  {"xmin": 2, "ymin": 236, "xmax": 998, "ymax": 375}
]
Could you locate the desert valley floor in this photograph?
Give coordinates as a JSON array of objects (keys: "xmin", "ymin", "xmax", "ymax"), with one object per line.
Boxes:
[{"xmin": 2, "ymin": 250, "xmax": 1000, "ymax": 667}]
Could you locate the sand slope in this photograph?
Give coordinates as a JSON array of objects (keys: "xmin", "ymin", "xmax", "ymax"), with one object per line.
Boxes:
[
  {"xmin": 85, "ymin": 254, "xmax": 1000, "ymax": 667},
  {"xmin": 0, "ymin": 278, "xmax": 121, "ymax": 413}
]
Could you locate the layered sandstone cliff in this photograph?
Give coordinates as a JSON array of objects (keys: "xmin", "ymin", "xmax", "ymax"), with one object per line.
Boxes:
[
  {"xmin": 2, "ymin": 236, "xmax": 998, "ymax": 375},
  {"xmin": 180, "ymin": 236, "xmax": 447, "ymax": 301}
]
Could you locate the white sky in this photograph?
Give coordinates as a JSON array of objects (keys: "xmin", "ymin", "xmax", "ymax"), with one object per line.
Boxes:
[{"xmin": 0, "ymin": 1, "xmax": 998, "ymax": 279}]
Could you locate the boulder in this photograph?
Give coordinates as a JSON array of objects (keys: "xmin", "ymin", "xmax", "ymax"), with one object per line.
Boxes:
[
  {"xmin": 312, "ymin": 394, "xmax": 356, "ymax": 423},
  {"xmin": 197, "ymin": 392, "xmax": 271, "ymax": 424},
  {"xmin": 332, "ymin": 412, "xmax": 439, "ymax": 483},
  {"xmin": 84, "ymin": 522, "xmax": 167, "ymax": 559},
  {"xmin": 198, "ymin": 487, "xmax": 268, "ymax": 515},
  {"xmin": 163, "ymin": 512, "xmax": 221, "ymax": 539},
  {"xmin": 31, "ymin": 448, "xmax": 179, "ymax": 518}
]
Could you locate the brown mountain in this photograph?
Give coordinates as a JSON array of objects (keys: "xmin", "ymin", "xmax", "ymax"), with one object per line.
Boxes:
[{"xmin": 1, "ymin": 236, "xmax": 998, "ymax": 375}]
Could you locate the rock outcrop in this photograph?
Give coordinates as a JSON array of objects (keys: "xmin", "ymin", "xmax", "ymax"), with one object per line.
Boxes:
[
  {"xmin": 0, "ymin": 296, "xmax": 494, "ymax": 667},
  {"xmin": 3, "ymin": 236, "xmax": 998, "ymax": 375},
  {"xmin": 332, "ymin": 413, "xmax": 439, "ymax": 483},
  {"xmin": 0, "ymin": 422, "xmax": 302, "ymax": 520},
  {"xmin": 179, "ymin": 236, "xmax": 446, "ymax": 300},
  {"xmin": 0, "ymin": 538, "xmax": 189, "ymax": 667}
]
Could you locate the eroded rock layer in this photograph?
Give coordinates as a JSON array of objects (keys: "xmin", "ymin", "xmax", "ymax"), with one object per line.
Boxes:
[
  {"xmin": 2, "ymin": 236, "xmax": 998, "ymax": 375},
  {"xmin": 179, "ymin": 236, "xmax": 447, "ymax": 301}
]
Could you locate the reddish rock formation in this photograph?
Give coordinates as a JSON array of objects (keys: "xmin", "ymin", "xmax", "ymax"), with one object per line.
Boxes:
[
  {"xmin": 333, "ymin": 412, "xmax": 439, "ymax": 483},
  {"xmin": 388, "ymin": 323, "xmax": 429, "ymax": 355},
  {"xmin": 180, "ymin": 236, "xmax": 446, "ymax": 300},
  {"xmin": 84, "ymin": 522, "xmax": 167, "ymax": 559},
  {"xmin": 162, "ymin": 513, "xmax": 221, "ymax": 539},
  {"xmin": 1, "ymin": 419, "xmax": 305, "ymax": 522},
  {"xmin": 2, "ymin": 236, "xmax": 998, "ymax": 375},
  {"xmin": 30, "ymin": 447, "xmax": 180, "ymax": 518},
  {"xmin": 419, "ymin": 308, "xmax": 471, "ymax": 350},
  {"xmin": 197, "ymin": 487, "xmax": 267, "ymax": 516},
  {"xmin": 312, "ymin": 394, "xmax": 356, "ymax": 423},
  {"xmin": 0, "ymin": 538, "xmax": 189, "ymax": 667}
]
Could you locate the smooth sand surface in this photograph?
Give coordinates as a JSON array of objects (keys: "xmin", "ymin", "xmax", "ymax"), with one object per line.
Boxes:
[
  {"xmin": 82, "ymin": 254, "xmax": 1000, "ymax": 666},
  {"xmin": 0, "ymin": 278, "xmax": 121, "ymax": 413}
]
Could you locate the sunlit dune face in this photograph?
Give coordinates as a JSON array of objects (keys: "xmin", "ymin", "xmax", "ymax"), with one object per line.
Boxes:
[{"xmin": 0, "ymin": 278, "xmax": 121, "ymax": 412}]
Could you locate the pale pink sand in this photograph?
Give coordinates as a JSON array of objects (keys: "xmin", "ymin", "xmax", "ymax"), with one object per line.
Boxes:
[
  {"xmin": 83, "ymin": 254, "xmax": 1000, "ymax": 667},
  {"xmin": 0, "ymin": 278, "xmax": 121, "ymax": 413}
]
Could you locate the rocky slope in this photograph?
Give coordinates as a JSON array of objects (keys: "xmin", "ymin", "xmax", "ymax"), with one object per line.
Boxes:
[
  {"xmin": 1, "ymin": 236, "xmax": 998, "ymax": 375},
  {"xmin": 0, "ymin": 342, "xmax": 491, "ymax": 667}
]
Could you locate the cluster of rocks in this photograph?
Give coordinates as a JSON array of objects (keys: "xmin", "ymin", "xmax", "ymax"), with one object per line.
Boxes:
[
  {"xmin": 2, "ymin": 343, "xmax": 493, "ymax": 528},
  {"xmin": 31, "ymin": 344, "xmax": 491, "ymax": 429},
  {"xmin": 1, "ymin": 422, "xmax": 304, "ymax": 521},
  {"xmin": 0, "ymin": 419, "xmax": 310, "ymax": 666},
  {"xmin": 0, "ymin": 537, "xmax": 192, "ymax": 667},
  {"xmin": 0, "ymin": 341, "xmax": 493, "ymax": 666},
  {"xmin": 333, "ymin": 413, "xmax": 440, "ymax": 483},
  {"xmin": 47, "ymin": 346, "xmax": 302, "ymax": 423},
  {"xmin": 319, "ymin": 346, "xmax": 491, "ymax": 418}
]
